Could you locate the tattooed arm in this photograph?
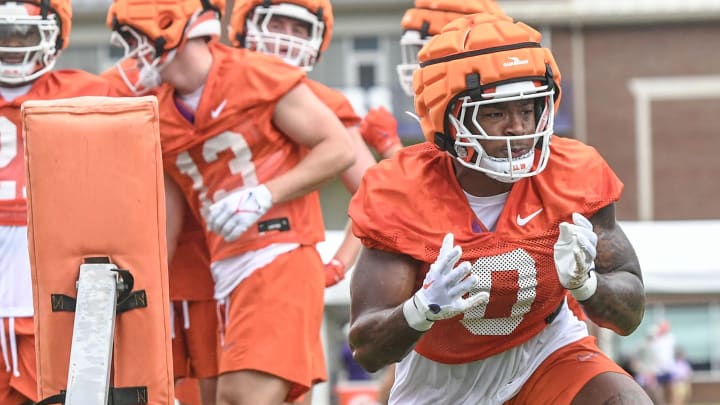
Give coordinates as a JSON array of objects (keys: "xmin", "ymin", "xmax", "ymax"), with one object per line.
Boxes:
[
  {"xmin": 581, "ymin": 203, "xmax": 645, "ymax": 335},
  {"xmin": 348, "ymin": 247, "xmax": 425, "ymax": 372}
]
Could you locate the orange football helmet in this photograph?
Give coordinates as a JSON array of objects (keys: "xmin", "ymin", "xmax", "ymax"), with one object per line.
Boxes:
[
  {"xmin": 106, "ymin": 0, "xmax": 225, "ymax": 94},
  {"xmin": 0, "ymin": 0, "xmax": 71, "ymax": 85},
  {"xmin": 397, "ymin": 0, "xmax": 509, "ymax": 96},
  {"xmin": 414, "ymin": 14, "xmax": 562, "ymax": 183},
  {"xmin": 228, "ymin": 0, "xmax": 332, "ymax": 70}
]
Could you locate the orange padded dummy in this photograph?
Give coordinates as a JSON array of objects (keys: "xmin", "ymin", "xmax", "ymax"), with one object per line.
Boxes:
[{"xmin": 23, "ymin": 96, "xmax": 173, "ymax": 405}]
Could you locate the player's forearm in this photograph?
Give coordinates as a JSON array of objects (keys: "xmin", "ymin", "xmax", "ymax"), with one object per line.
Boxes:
[
  {"xmin": 265, "ymin": 139, "xmax": 354, "ymax": 203},
  {"xmin": 340, "ymin": 128, "xmax": 377, "ymax": 193},
  {"xmin": 333, "ymin": 221, "xmax": 362, "ymax": 267},
  {"xmin": 580, "ymin": 204, "xmax": 646, "ymax": 335},
  {"xmin": 581, "ymin": 215, "xmax": 645, "ymax": 335},
  {"xmin": 580, "ymin": 270, "xmax": 645, "ymax": 335},
  {"xmin": 349, "ymin": 306, "xmax": 424, "ymax": 373}
]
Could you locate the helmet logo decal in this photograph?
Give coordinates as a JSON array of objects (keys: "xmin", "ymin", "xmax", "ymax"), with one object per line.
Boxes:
[{"xmin": 502, "ymin": 56, "xmax": 528, "ymax": 67}]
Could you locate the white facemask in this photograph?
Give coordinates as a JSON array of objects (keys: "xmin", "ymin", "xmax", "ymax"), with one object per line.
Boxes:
[
  {"xmin": 448, "ymin": 81, "xmax": 555, "ymax": 183},
  {"xmin": 0, "ymin": 2, "xmax": 60, "ymax": 85},
  {"xmin": 396, "ymin": 30, "xmax": 428, "ymax": 97},
  {"xmin": 245, "ymin": 3, "xmax": 324, "ymax": 70}
]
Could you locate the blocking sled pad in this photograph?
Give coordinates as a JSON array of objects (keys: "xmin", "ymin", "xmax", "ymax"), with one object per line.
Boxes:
[{"xmin": 23, "ymin": 96, "xmax": 173, "ymax": 404}]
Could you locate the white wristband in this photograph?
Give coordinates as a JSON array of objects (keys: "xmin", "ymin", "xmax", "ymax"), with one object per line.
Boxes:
[
  {"xmin": 402, "ymin": 295, "xmax": 434, "ymax": 332},
  {"xmin": 569, "ymin": 270, "xmax": 597, "ymax": 302}
]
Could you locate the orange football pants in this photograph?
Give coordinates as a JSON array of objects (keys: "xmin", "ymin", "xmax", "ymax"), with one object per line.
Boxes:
[
  {"xmin": 0, "ymin": 317, "xmax": 37, "ymax": 405},
  {"xmin": 218, "ymin": 246, "xmax": 326, "ymax": 402},
  {"xmin": 507, "ymin": 336, "xmax": 630, "ymax": 404},
  {"xmin": 172, "ymin": 300, "xmax": 220, "ymax": 380}
]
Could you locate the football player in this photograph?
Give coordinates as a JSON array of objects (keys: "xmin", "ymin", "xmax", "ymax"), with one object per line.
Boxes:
[
  {"xmin": 348, "ymin": 14, "xmax": 652, "ymax": 405},
  {"xmin": 228, "ymin": 0, "xmax": 380, "ymax": 287},
  {"xmin": 359, "ymin": 0, "xmax": 509, "ymax": 160},
  {"xmin": 106, "ymin": 2, "xmax": 354, "ymax": 405},
  {"xmin": 102, "ymin": 12, "xmax": 222, "ymax": 405},
  {"xmin": 372, "ymin": 2, "xmax": 512, "ymax": 401},
  {"xmin": 396, "ymin": 0, "xmax": 508, "ymax": 97},
  {"xmin": 0, "ymin": 1, "xmax": 115, "ymax": 404}
]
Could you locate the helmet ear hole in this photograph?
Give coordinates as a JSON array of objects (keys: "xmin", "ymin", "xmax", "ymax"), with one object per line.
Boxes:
[{"xmin": 158, "ymin": 13, "xmax": 174, "ymax": 30}]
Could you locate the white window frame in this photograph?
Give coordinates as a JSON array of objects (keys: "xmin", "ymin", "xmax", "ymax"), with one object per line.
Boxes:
[{"xmin": 628, "ymin": 75, "xmax": 720, "ymax": 220}]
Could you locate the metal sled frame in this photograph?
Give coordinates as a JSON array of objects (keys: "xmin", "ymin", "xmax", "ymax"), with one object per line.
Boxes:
[{"xmin": 65, "ymin": 262, "xmax": 120, "ymax": 405}]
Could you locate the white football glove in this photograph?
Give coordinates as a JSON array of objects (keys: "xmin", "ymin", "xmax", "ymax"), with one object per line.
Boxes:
[
  {"xmin": 207, "ymin": 185, "xmax": 273, "ymax": 242},
  {"xmin": 403, "ymin": 233, "xmax": 490, "ymax": 331},
  {"xmin": 554, "ymin": 212, "xmax": 598, "ymax": 301}
]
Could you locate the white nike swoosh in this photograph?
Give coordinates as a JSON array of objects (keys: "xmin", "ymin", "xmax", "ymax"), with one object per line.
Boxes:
[
  {"xmin": 210, "ymin": 99, "xmax": 228, "ymax": 119},
  {"xmin": 516, "ymin": 208, "xmax": 543, "ymax": 226},
  {"xmin": 577, "ymin": 353, "xmax": 597, "ymax": 362}
]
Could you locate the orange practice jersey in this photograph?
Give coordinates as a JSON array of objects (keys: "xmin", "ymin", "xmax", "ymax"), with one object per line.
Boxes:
[
  {"xmin": 349, "ymin": 137, "xmax": 623, "ymax": 364},
  {"xmin": 305, "ymin": 80, "xmax": 360, "ymax": 128},
  {"xmin": 0, "ymin": 70, "xmax": 113, "ymax": 225},
  {"xmin": 159, "ymin": 42, "xmax": 325, "ymax": 262},
  {"xmin": 566, "ymin": 292, "xmax": 588, "ymax": 321},
  {"xmin": 100, "ymin": 63, "xmax": 132, "ymax": 97},
  {"xmin": 102, "ymin": 63, "xmax": 214, "ymax": 301},
  {"xmin": 100, "ymin": 57, "xmax": 348, "ymax": 297}
]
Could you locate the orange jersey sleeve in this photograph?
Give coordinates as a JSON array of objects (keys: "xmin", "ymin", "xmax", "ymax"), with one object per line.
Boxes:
[
  {"xmin": 159, "ymin": 43, "xmax": 325, "ymax": 261},
  {"xmin": 349, "ymin": 137, "xmax": 623, "ymax": 363},
  {"xmin": 305, "ymin": 80, "xmax": 361, "ymax": 128},
  {"xmin": 99, "ymin": 64, "xmax": 132, "ymax": 97},
  {"xmin": 566, "ymin": 292, "xmax": 588, "ymax": 321},
  {"xmin": 0, "ymin": 70, "xmax": 114, "ymax": 225}
]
